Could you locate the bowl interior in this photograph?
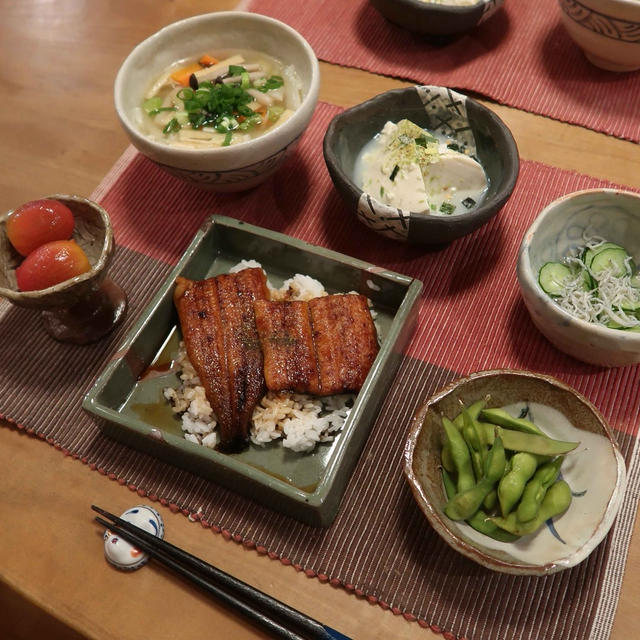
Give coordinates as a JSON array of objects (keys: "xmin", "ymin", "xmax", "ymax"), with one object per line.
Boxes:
[
  {"xmin": 324, "ymin": 85, "xmax": 518, "ymax": 242},
  {"xmin": 0, "ymin": 195, "xmax": 112, "ymax": 306},
  {"xmin": 521, "ymin": 189, "xmax": 640, "ymax": 276},
  {"xmin": 405, "ymin": 370, "xmax": 625, "ymax": 574}
]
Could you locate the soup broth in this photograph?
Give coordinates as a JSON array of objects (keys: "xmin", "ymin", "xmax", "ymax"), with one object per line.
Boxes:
[{"xmin": 138, "ymin": 49, "xmax": 303, "ymax": 148}]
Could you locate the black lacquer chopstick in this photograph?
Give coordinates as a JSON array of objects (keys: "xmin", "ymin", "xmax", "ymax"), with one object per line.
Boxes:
[{"xmin": 92, "ymin": 506, "xmax": 350, "ymax": 640}]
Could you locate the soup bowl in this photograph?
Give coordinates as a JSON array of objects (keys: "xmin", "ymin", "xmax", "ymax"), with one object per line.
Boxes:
[
  {"xmin": 517, "ymin": 189, "xmax": 640, "ymax": 367},
  {"xmin": 369, "ymin": 0, "xmax": 505, "ymax": 37},
  {"xmin": 115, "ymin": 12, "xmax": 320, "ymax": 191},
  {"xmin": 323, "ymin": 85, "xmax": 519, "ymax": 245}
]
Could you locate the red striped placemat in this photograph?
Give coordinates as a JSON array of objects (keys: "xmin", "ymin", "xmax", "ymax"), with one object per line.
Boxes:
[
  {"xmin": 246, "ymin": 0, "xmax": 640, "ymax": 143},
  {"xmin": 2, "ymin": 102, "xmax": 640, "ymax": 640}
]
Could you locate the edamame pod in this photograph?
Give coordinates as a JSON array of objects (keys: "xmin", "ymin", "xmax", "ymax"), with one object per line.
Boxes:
[
  {"xmin": 444, "ymin": 437, "xmax": 506, "ymax": 521},
  {"xmin": 477, "ymin": 423, "xmax": 578, "ymax": 456},
  {"xmin": 490, "ymin": 480, "xmax": 572, "ymax": 536},
  {"xmin": 442, "ymin": 416, "xmax": 475, "ymax": 493},
  {"xmin": 452, "ymin": 397, "xmax": 488, "ymax": 429},
  {"xmin": 497, "ymin": 452, "xmax": 539, "ymax": 517},
  {"xmin": 516, "ymin": 457, "xmax": 563, "ymax": 523},
  {"xmin": 480, "ymin": 408, "xmax": 544, "ymax": 436}
]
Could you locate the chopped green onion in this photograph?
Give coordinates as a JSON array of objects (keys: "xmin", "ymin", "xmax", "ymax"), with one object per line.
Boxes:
[
  {"xmin": 379, "ymin": 186, "xmax": 385, "ymax": 197},
  {"xmin": 439, "ymin": 202, "xmax": 456, "ymax": 215},
  {"xmin": 447, "ymin": 142, "xmax": 461, "ymax": 152},
  {"xmin": 228, "ymin": 65, "xmax": 246, "ymax": 76},
  {"xmin": 267, "ymin": 105, "xmax": 284, "ymax": 122},
  {"xmin": 223, "ymin": 131, "xmax": 233, "ymax": 146},
  {"xmin": 414, "ymin": 136, "xmax": 427, "ymax": 148},
  {"xmin": 240, "ymin": 71, "xmax": 250, "ymax": 89},
  {"xmin": 257, "ymin": 75, "xmax": 284, "ymax": 92},
  {"xmin": 162, "ymin": 118, "xmax": 180, "ymax": 135},
  {"xmin": 143, "ymin": 97, "xmax": 162, "ymax": 114},
  {"xmin": 462, "ymin": 197, "xmax": 476, "ymax": 209},
  {"xmin": 177, "ymin": 88, "xmax": 195, "ymax": 101},
  {"xmin": 389, "ymin": 165, "xmax": 400, "ymax": 182}
]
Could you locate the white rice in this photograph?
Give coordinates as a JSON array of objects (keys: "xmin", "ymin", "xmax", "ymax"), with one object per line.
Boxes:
[{"xmin": 164, "ymin": 267, "xmax": 357, "ymax": 453}]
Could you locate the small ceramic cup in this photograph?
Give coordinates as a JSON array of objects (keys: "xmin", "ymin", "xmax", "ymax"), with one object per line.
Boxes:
[{"xmin": 0, "ymin": 195, "xmax": 127, "ymax": 344}]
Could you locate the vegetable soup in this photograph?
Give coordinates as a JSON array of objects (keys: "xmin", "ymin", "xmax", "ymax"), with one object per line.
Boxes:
[{"xmin": 138, "ymin": 49, "xmax": 303, "ymax": 148}]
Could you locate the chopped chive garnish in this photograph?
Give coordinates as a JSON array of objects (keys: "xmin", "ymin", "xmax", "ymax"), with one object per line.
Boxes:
[
  {"xmin": 258, "ymin": 75, "xmax": 284, "ymax": 92},
  {"xmin": 143, "ymin": 97, "xmax": 162, "ymax": 114},
  {"xmin": 267, "ymin": 105, "xmax": 284, "ymax": 122},
  {"xmin": 462, "ymin": 197, "xmax": 476, "ymax": 209},
  {"xmin": 389, "ymin": 165, "xmax": 400, "ymax": 182},
  {"xmin": 223, "ymin": 131, "xmax": 233, "ymax": 146},
  {"xmin": 439, "ymin": 202, "xmax": 456, "ymax": 215},
  {"xmin": 162, "ymin": 118, "xmax": 180, "ymax": 134}
]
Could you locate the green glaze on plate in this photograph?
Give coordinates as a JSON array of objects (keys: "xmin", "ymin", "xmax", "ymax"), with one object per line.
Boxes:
[{"xmin": 83, "ymin": 216, "xmax": 422, "ymax": 526}]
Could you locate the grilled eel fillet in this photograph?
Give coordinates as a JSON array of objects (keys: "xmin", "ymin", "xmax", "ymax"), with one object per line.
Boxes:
[
  {"xmin": 173, "ymin": 268, "xmax": 268, "ymax": 447},
  {"xmin": 253, "ymin": 294, "xmax": 379, "ymax": 396}
]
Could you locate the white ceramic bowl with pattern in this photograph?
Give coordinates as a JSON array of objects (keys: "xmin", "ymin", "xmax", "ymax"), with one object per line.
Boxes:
[
  {"xmin": 114, "ymin": 12, "xmax": 320, "ymax": 191},
  {"xmin": 517, "ymin": 189, "xmax": 640, "ymax": 367},
  {"xmin": 558, "ymin": 0, "xmax": 640, "ymax": 72}
]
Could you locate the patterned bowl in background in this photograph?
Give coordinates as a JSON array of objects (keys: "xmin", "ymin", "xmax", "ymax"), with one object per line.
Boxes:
[{"xmin": 558, "ymin": 0, "xmax": 640, "ymax": 72}]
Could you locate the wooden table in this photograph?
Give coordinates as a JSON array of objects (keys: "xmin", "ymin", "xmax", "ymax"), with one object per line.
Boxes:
[{"xmin": 1, "ymin": 1, "xmax": 639, "ymax": 639}]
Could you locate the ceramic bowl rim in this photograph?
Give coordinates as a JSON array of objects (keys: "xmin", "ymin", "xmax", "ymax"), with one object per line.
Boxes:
[
  {"xmin": 0, "ymin": 194, "xmax": 113, "ymax": 301},
  {"xmin": 559, "ymin": 0, "xmax": 640, "ymax": 13},
  {"xmin": 377, "ymin": 0, "xmax": 489, "ymax": 15},
  {"xmin": 323, "ymin": 84, "xmax": 520, "ymax": 230},
  {"xmin": 517, "ymin": 187, "xmax": 640, "ymax": 345},
  {"xmin": 114, "ymin": 11, "xmax": 320, "ymax": 161},
  {"xmin": 403, "ymin": 368, "xmax": 626, "ymax": 575}
]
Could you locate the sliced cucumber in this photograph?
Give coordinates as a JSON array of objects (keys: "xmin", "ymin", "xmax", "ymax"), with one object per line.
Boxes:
[
  {"xmin": 590, "ymin": 248, "xmax": 632, "ymax": 278},
  {"xmin": 582, "ymin": 242, "xmax": 625, "ymax": 268},
  {"xmin": 617, "ymin": 299, "xmax": 640, "ymax": 313},
  {"xmin": 538, "ymin": 262, "xmax": 572, "ymax": 297}
]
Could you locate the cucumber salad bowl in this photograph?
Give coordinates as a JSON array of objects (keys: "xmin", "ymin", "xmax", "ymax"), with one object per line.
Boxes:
[{"xmin": 517, "ymin": 189, "xmax": 640, "ymax": 368}]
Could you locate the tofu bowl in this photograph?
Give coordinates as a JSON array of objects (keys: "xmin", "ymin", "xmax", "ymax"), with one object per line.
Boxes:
[
  {"xmin": 323, "ymin": 86, "xmax": 519, "ymax": 245},
  {"xmin": 114, "ymin": 12, "xmax": 320, "ymax": 191},
  {"xmin": 517, "ymin": 189, "xmax": 640, "ymax": 367}
]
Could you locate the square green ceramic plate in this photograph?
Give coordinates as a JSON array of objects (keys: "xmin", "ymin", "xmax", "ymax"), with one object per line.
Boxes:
[{"xmin": 83, "ymin": 216, "xmax": 422, "ymax": 526}]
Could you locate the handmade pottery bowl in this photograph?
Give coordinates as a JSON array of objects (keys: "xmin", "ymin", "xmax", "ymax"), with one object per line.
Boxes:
[
  {"xmin": 323, "ymin": 85, "xmax": 519, "ymax": 245},
  {"xmin": 517, "ymin": 189, "xmax": 640, "ymax": 367},
  {"xmin": 0, "ymin": 195, "xmax": 127, "ymax": 344},
  {"xmin": 404, "ymin": 369, "xmax": 626, "ymax": 575},
  {"xmin": 114, "ymin": 12, "xmax": 320, "ymax": 192},
  {"xmin": 558, "ymin": 0, "xmax": 640, "ymax": 72},
  {"xmin": 369, "ymin": 0, "xmax": 504, "ymax": 36}
]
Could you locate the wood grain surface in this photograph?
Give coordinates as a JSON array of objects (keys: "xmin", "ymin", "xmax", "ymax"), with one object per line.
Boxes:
[{"xmin": 1, "ymin": 1, "xmax": 639, "ymax": 639}]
